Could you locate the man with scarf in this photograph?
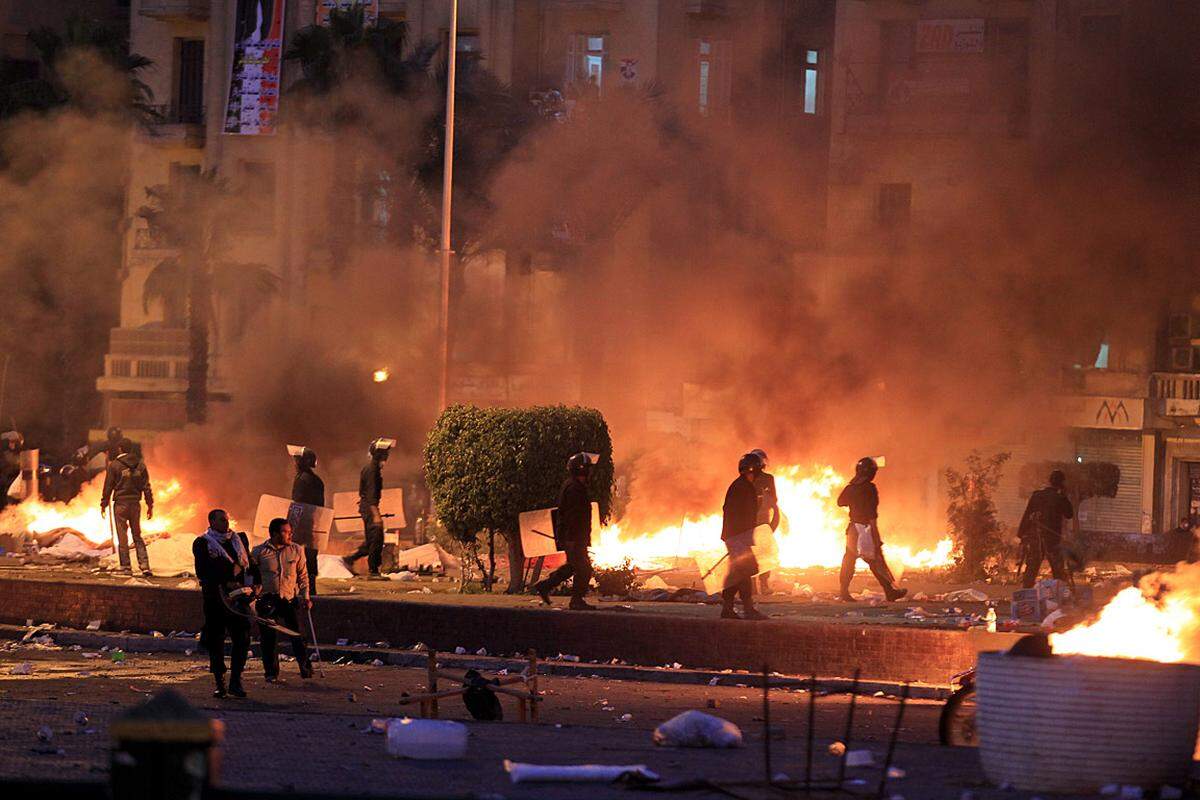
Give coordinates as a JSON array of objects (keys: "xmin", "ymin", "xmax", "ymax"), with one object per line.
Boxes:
[
  {"xmin": 192, "ymin": 509, "xmax": 252, "ymax": 698},
  {"xmin": 836, "ymin": 458, "xmax": 907, "ymax": 603},
  {"xmin": 250, "ymin": 518, "xmax": 313, "ymax": 682}
]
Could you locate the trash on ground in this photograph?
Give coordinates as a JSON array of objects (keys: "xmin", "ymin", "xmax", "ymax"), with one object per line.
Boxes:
[
  {"xmin": 85, "ymin": 620, "xmax": 101, "ymax": 631},
  {"xmin": 36, "ymin": 726, "xmax": 53, "ymax": 742},
  {"xmin": 386, "ymin": 718, "xmax": 467, "ymax": 760},
  {"xmin": 944, "ymin": 588, "xmax": 989, "ymax": 602},
  {"xmin": 844, "ymin": 750, "xmax": 874, "ymax": 767},
  {"xmin": 887, "ymin": 767, "xmax": 906, "ymax": 779},
  {"xmin": 11, "ymin": 662, "xmax": 32, "ymax": 675},
  {"xmin": 504, "ymin": 760, "xmax": 659, "ymax": 784},
  {"xmin": 652, "ymin": 710, "xmax": 742, "ymax": 748}
]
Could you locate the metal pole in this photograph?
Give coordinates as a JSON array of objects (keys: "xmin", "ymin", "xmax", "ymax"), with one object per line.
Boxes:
[
  {"xmin": 762, "ymin": 664, "xmax": 772, "ymax": 786},
  {"xmin": 305, "ymin": 605, "xmax": 325, "ymax": 679},
  {"xmin": 437, "ymin": 0, "xmax": 459, "ymax": 412}
]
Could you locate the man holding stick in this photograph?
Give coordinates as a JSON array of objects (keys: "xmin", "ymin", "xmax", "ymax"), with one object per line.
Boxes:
[{"xmin": 250, "ymin": 518, "xmax": 313, "ymax": 682}]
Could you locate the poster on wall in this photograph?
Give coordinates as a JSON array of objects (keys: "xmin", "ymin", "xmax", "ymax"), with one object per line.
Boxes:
[
  {"xmin": 316, "ymin": 0, "xmax": 379, "ymax": 25},
  {"xmin": 223, "ymin": 0, "xmax": 287, "ymax": 136}
]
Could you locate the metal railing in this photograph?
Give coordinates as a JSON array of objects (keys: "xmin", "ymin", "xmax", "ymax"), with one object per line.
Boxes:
[{"xmin": 1152, "ymin": 372, "xmax": 1200, "ymax": 401}]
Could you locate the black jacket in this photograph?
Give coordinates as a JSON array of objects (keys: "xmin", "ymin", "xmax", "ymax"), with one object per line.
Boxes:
[
  {"xmin": 292, "ymin": 468, "xmax": 325, "ymax": 507},
  {"xmin": 555, "ymin": 478, "xmax": 592, "ymax": 547},
  {"xmin": 192, "ymin": 531, "xmax": 250, "ymax": 600},
  {"xmin": 837, "ymin": 480, "xmax": 878, "ymax": 524},
  {"xmin": 721, "ymin": 476, "xmax": 759, "ymax": 541},
  {"xmin": 1018, "ymin": 487, "xmax": 1074, "ymax": 543},
  {"xmin": 101, "ymin": 453, "xmax": 153, "ymax": 508},
  {"xmin": 359, "ymin": 461, "xmax": 382, "ymax": 508},
  {"xmin": 753, "ymin": 472, "xmax": 779, "ymax": 529}
]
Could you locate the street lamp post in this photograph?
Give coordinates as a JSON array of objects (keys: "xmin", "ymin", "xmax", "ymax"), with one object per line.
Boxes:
[{"xmin": 437, "ymin": 0, "xmax": 458, "ymax": 412}]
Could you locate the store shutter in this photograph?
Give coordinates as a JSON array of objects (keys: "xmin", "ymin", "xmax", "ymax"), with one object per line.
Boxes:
[{"xmin": 1074, "ymin": 430, "xmax": 1144, "ymax": 534}]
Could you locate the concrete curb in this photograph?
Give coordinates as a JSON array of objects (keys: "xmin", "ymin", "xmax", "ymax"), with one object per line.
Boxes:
[{"xmin": 0, "ymin": 623, "xmax": 951, "ymax": 699}]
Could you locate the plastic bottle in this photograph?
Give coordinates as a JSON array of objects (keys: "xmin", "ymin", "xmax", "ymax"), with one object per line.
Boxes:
[{"xmin": 985, "ymin": 605, "xmax": 997, "ymax": 633}]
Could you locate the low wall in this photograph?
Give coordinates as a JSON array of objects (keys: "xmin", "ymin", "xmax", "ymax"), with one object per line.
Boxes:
[{"xmin": 0, "ymin": 576, "xmax": 1018, "ymax": 684}]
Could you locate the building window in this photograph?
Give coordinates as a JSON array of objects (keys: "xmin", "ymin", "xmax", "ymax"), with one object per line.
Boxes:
[
  {"xmin": 175, "ymin": 39, "xmax": 205, "ymax": 123},
  {"xmin": 802, "ymin": 49, "xmax": 820, "ymax": 114},
  {"xmin": 566, "ymin": 34, "xmax": 606, "ymax": 96},
  {"xmin": 878, "ymin": 183, "xmax": 911, "ymax": 228},
  {"xmin": 697, "ymin": 38, "xmax": 731, "ymax": 116},
  {"xmin": 236, "ymin": 160, "xmax": 276, "ymax": 234}
]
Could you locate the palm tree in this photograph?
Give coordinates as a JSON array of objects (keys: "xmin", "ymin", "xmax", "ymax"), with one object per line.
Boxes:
[
  {"xmin": 138, "ymin": 171, "xmax": 279, "ymax": 423},
  {"xmin": 0, "ymin": 14, "xmax": 153, "ymax": 120}
]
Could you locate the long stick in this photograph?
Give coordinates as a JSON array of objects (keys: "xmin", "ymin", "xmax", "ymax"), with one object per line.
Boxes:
[
  {"xmin": 876, "ymin": 683, "xmax": 910, "ymax": 800},
  {"xmin": 305, "ymin": 605, "xmax": 325, "ymax": 678},
  {"xmin": 805, "ymin": 674, "xmax": 816, "ymax": 794},
  {"xmin": 836, "ymin": 668, "xmax": 861, "ymax": 789},
  {"xmin": 761, "ymin": 664, "xmax": 772, "ymax": 787}
]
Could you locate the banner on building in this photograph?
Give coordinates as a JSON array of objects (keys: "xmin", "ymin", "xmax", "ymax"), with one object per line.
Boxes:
[
  {"xmin": 1059, "ymin": 395, "xmax": 1145, "ymax": 431},
  {"xmin": 915, "ymin": 19, "xmax": 985, "ymax": 54},
  {"xmin": 316, "ymin": 0, "xmax": 379, "ymax": 26},
  {"xmin": 223, "ymin": 0, "xmax": 287, "ymax": 136}
]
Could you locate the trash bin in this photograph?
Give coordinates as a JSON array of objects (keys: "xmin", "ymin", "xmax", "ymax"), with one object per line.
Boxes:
[
  {"xmin": 977, "ymin": 651, "xmax": 1200, "ymax": 793},
  {"xmin": 110, "ymin": 689, "xmax": 224, "ymax": 800}
]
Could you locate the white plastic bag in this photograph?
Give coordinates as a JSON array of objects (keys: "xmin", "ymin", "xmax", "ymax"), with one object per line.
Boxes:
[
  {"xmin": 385, "ymin": 718, "xmax": 467, "ymax": 759},
  {"xmin": 653, "ymin": 710, "xmax": 743, "ymax": 748},
  {"xmin": 504, "ymin": 761, "xmax": 659, "ymax": 783},
  {"xmin": 854, "ymin": 524, "xmax": 877, "ymax": 560}
]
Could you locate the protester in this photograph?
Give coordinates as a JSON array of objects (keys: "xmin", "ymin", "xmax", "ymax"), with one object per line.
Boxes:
[
  {"xmin": 718, "ymin": 454, "xmax": 768, "ymax": 621},
  {"xmin": 344, "ymin": 437, "xmax": 393, "ymax": 579},
  {"xmin": 250, "ymin": 518, "xmax": 313, "ymax": 682},
  {"xmin": 0, "ymin": 431, "xmax": 23, "ymax": 509},
  {"xmin": 290, "ymin": 445, "xmax": 324, "ymax": 595},
  {"xmin": 1018, "ymin": 469, "xmax": 1075, "ymax": 588},
  {"xmin": 534, "ymin": 453, "xmax": 596, "ymax": 610},
  {"xmin": 193, "ymin": 509, "xmax": 251, "ymax": 698},
  {"xmin": 100, "ymin": 438, "xmax": 154, "ymax": 576},
  {"xmin": 837, "ymin": 457, "xmax": 907, "ymax": 602},
  {"xmin": 749, "ymin": 448, "xmax": 780, "ymax": 594}
]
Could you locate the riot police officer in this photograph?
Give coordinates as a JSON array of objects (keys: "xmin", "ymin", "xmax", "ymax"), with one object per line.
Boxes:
[
  {"xmin": 290, "ymin": 446, "xmax": 324, "ymax": 595},
  {"xmin": 534, "ymin": 453, "xmax": 596, "ymax": 610},
  {"xmin": 836, "ymin": 457, "xmax": 906, "ymax": 602},
  {"xmin": 344, "ymin": 438, "xmax": 392, "ymax": 579}
]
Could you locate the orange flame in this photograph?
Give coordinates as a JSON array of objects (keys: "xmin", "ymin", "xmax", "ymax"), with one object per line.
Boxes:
[
  {"xmin": 1051, "ymin": 563, "xmax": 1200, "ymax": 664},
  {"xmin": 592, "ymin": 464, "xmax": 954, "ymax": 572},
  {"xmin": 0, "ymin": 474, "xmax": 200, "ymax": 547}
]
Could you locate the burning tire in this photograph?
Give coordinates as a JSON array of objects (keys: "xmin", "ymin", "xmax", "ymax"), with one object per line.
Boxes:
[{"xmin": 976, "ymin": 651, "xmax": 1200, "ymax": 793}]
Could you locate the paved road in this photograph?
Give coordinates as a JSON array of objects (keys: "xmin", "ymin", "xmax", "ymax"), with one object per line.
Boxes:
[{"xmin": 0, "ymin": 643, "xmax": 1117, "ymax": 799}]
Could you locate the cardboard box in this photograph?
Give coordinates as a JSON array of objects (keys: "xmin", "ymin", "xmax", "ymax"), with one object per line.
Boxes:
[{"xmin": 1011, "ymin": 588, "xmax": 1043, "ymax": 622}]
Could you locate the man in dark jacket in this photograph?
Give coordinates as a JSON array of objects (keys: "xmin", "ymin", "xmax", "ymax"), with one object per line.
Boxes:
[
  {"xmin": 290, "ymin": 445, "xmax": 324, "ymax": 595},
  {"xmin": 534, "ymin": 453, "xmax": 596, "ymax": 610},
  {"xmin": 100, "ymin": 438, "xmax": 154, "ymax": 576},
  {"xmin": 344, "ymin": 438, "xmax": 392, "ymax": 579},
  {"xmin": 718, "ymin": 454, "xmax": 768, "ymax": 620},
  {"xmin": 1018, "ymin": 469, "xmax": 1075, "ymax": 588},
  {"xmin": 192, "ymin": 509, "xmax": 251, "ymax": 698},
  {"xmin": 837, "ymin": 457, "xmax": 906, "ymax": 602},
  {"xmin": 749, "ymin": 449, "xmax": 780, "ymax": 594}
]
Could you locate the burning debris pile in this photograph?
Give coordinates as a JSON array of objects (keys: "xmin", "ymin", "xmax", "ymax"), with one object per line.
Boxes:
[{"xmin": 591, "ymin": 464, "xmax": 953, "ymax": 574}]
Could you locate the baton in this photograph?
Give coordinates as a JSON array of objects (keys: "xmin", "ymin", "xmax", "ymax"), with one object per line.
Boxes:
[{"xmin": 305, "ymin": 604, "xmax": 326, "ymax": 678}]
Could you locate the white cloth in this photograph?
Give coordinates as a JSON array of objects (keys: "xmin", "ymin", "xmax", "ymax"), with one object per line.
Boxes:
[
  {"xmin": 848, "ymin": 522, "xmax": 878, "ymax": 561},
  {"xmin": 202, "ymin": 526, "xmax": 249, "ymax": 570}
]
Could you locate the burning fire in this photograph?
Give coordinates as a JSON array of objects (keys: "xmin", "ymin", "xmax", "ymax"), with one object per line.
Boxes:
[
  {"xmin": 0, "ymin": 474, "xmax": 200, "ymax": 547},
  {"xmin": 1051, "ymin": 564, "xmax": 1200, "ymax": 665},
  {"xmin": 591, "ymin": 464, "xmax": 954, "ymax": 572}
]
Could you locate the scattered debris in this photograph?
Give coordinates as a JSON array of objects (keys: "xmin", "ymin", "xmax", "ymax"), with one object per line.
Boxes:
[
  {"xmin": 708, "ymin": 677, "xmax": 720, "ymax": 686},
  {"xmin": 347, "ymin": 692, "xmax": 357, "ymax": 703},
  {"xmin": 653, "ymin": 711, "xmax": 742, "ymax": 748},
  {"xmin": 110, "ymin": 650, "xmax": 126, "ymax": 663},
  {"xmin": 370, "ymin": 659, "xmax": 384, "ymax": 667},
  {"xmin": 73, "ymin": 712, "xmax": 89, "ymax": 726},
  {"xmin": 11, "ymin": 662, "xmax": 32, "ymax": 675},
  {"xmin": 475, "ymin": 647, "xmax": 488, "ymax": 656},
  {"xmin": 706, "ymin": 699, "xmax": 720, "ymax": 709},
  {"xmin": 944, "ymin": 588, "xmax": 989, "ymax": 602},
  {"xmin": 844, "ymin": 750, "xmax": 874, "ymax": 767},
  {"xmin": 36, "ymin": 726, "xmax": 53, "ymax": 742},
  {"xmin": 887, "ymin": 767, "xmax": 906, "ymax": 779},
  {"xmin": 504, "ymin": 760, "xmax": 659, "ymax": 784},
  {"xmin": 619, "ymin": 713, "xmax": 633, "ymax": 722},
  {"xmin": 85, "ymin": 620, "xmax": 101, "ymax": 631},
  {"xmin": 454, "ymin": 647, "xmax": 467, "ymax": 655}
]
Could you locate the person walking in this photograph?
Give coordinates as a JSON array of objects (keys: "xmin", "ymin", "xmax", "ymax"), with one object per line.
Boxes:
[
  {"xmin": 534, "ymin": 453, "xmax": 597, "ymax": 610},
  {"xmin": 837, "ymin": 457, "xmax": 906, "ymax": 602},
  {"xmin": 100, "ymin": 438, "xmax": 154, "ymax": 576},
  {"xmin": 1018, "ymin": 469, "xmax": 1074, "ymax": 588},
  {"xmin": 192, "ymin": 509, "xmax": 251, "ymax": 698},
  {"xmin": 290, "ymin": 446, "xmax": 324, "ymax": 595},
  {"xmin": 250, "ymin": 518, "xmax": 313, "ymax": 682},
  {"xmin": 718, "ymin": 454, "xmax": 769, "ymax": 620},
  {"xmin": 749, "ymin": 449, "xmax": 780, "ymax": 594},
  {"xmin": 344, "ymin": 438, "xmax": 392, "ymax": 579}
]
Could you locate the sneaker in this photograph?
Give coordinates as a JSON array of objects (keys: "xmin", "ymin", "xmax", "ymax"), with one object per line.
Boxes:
[
  {"xmin": 886, "ymin": 587, "xmax": 909, "ymax": 602},
  {"xmin": 141, "ymin": 570, "xmax": 153, "ymax": 578},
  {"xmin": 534, "ymin": 582, "xmax": 552, "ymax": 606},
  {"xmin": 720, "ymin": 606, "xmax": 742, "ymax": 620},
  {"xmin": 838, "ymin": 592, "xmax": 858, "ymax": 603},
  {"xmin": 265, "ymin": 675, "xmax": 287, "ymax": 685},
  {"xmin": 212, "ymin": 675, "xmax": 227, "ymax": 698},
  {"xmin": 568, "ymin": 599, "xmax": 596, "ymax": 611},
  {"xmin": 742, "ymin": 608, "xmax": 769, "ymax": 621}
]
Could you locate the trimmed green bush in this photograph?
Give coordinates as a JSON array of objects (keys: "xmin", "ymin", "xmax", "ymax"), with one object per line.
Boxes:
[{"xmin": 424, "ymin": 404, "xmax": 614, "ymax": 591}]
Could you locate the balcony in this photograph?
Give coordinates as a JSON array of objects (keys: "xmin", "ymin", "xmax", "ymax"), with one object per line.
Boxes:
[
  {"xmin": 544, "ymin": 1, "xmax": 625, "ymax": 11},
  {"xmin": 139, "ymin": 1, "xmax": 209, "ymax": 21},
  {"xmin": 1152, "ymin": 372, "xmax": 1200, "ymax": 416},
  {"xmin": 143, "ymin": 104, "xmax": 205, "ymax": 148},
  {"xmin": 687, "ymin": 1, "xmax": 729, "ymax": 16}
]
